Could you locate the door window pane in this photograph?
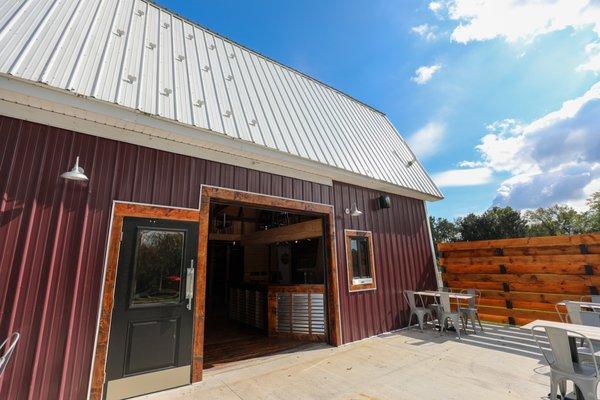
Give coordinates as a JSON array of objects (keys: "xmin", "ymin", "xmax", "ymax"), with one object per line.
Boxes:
[{"xmin": 131, "ymin": 229, "xmax": 185, "ymax": 306}]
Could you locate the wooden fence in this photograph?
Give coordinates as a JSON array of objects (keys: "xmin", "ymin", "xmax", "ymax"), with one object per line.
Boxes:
[{"xmin": 437, "ymin": 233, "xmax": 600, "ymax": 326}]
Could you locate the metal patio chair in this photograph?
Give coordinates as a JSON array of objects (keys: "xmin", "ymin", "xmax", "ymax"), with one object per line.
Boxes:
[
  {"xmin": 0, "ymin": 332, "xmax": 19, "ymax": 376},
  {"xmin": 532, "ymin": 325, "xmax": 600, "ymax": 400},
  {"xmin": 564, "ymin": 301, "xmax": 600, "ymax": 362},
  {"xmin": 581, "ymin": 295, "xmax": 600, "ymax": 304},
  {"xmin": 459, "ymin": 288, "xmax": 484, "ymax": 333},
  {"xmin": 438, "ymin": 292, "xmax": 466, "ymax": 339},
  {"xmin": 566, "ymin": 302, "xmax": 600, "ymax": 327},
  {"xmin": 427, "ymin": 287, "xmax": 451, "ymax": 321},
  {"xmin": 404, "ymin": 290, "xmax": 433, "ymax": 331}
]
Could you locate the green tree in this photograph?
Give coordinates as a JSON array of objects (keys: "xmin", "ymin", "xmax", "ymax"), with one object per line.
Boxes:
[
  {"xmin": 429, "ymin": 216, "xmax": 459, "ymax": 245},
  {"xmin": 587, "ymin": 192, "xmax": 600, "ymax": 232},
  {"xmin": 524, "ymin": 204, "xmax": 590, "ymax": 236},
  {"xmin": 457, "ymin": 206, "xmax": 527, "ymax": 241}
]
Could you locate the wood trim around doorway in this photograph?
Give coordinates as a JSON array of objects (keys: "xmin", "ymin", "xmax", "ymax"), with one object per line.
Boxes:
[
  {"xmin": 90, "ymin": 187, "xmax": 342, "ymax": 398},
  {"xmin": 192, "ymin": 185, "xmax": 342, "ymax": 382},
  {"xmin": 89, "ymin": 202, "xmax": 200, "ymax": 400}
]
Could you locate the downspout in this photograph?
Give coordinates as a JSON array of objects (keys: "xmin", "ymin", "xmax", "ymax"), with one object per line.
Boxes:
[{"xmin": 424, "ymin": 202, "xmax": 443, "ymax": 289}]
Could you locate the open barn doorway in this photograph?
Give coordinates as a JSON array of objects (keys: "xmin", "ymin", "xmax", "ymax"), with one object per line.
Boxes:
[{"xmin": 203, "ymin": 201, "xmax": 328, "ymax": 370}]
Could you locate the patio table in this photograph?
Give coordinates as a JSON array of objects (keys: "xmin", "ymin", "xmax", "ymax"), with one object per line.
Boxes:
[
  {"xmin": 555, "ymin": 301, "xmax": 600, "ymax": 322},
  {"xmin": 414, "ymin": 290, "xmax": 474, "ymax": 301},
  {"xmin": 522, "ymin": 320, "xmax": 600, "ymax": 400},
  {"xmin": 414, "ymin": 290, "xmax": 475, "ymax": 333}
]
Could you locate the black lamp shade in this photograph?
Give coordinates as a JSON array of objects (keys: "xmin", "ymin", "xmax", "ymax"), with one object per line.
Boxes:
[{"xmin": 378, "ymin": 195, "xmax": 391, "ymax": 209}]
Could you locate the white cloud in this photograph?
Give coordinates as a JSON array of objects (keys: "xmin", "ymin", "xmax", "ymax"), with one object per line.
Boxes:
[
  {"xmin": 432, "ymin": 167, "xmax": 493, "ymax": 187},
  {"xmin": 471, "ymin": 82, "xmax": 600, "ymax": 210},
  {"xmin": 411, "ymin": 23, "xmax": 437, "ymax": 41},
  {"xmin": 458, "ymin": 160, "xmax": 484, "ymax": 168},
  {"xmin": 437, "ymin": 0, "xmax": 600, "ymax": 72},
  {"xmin": 577, "ymin": 41, "xmax": 600, "ymax": 73},
  {"xmin": 411, "ymin": 64, "xmax": 442, "ymax": 84},
  {"xmin": 408, "ymin": 122, "xmax": 445, "ymax": 159},
  {"xmin": 429, "ymin": 1, "xmax": 443, "ymax": 13}
]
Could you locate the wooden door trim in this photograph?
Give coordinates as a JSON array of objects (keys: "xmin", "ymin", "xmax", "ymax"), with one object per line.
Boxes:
[
  {"xmin": 89, "ymin": 202, "xmax": 200, "ymax": 400},
  {"xmin": 192, "ymin": 185, "xmax": 342, "ymax": 382}
]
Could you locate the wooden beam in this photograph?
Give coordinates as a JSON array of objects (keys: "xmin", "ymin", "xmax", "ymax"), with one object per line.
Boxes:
[
  {"xmin": 208, "ymin": 233, "xmax": 242, "ymax": 242},
  {"xmin": 242, "ymin": 219, "xmax": 323, "ymax": 246}
]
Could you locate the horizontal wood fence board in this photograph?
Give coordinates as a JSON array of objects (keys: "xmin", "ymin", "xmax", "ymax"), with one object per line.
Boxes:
[
  {"xmin": 447, "ymin": 280, "xmax": 592, "ymax": 295},
  {"xmin": 438, "ymin": 233, "xmax": 600, "ymax": 251},
  {"xmin": 439, "ymin": 233, "xmax": 600, "ymax": 325},
  {"xmin": 477, "ymin": 306, "xmax": 562, "ymax": 321},
  {"xmin": 470, "ymin": 298, "xmax": 556, "ymax": 312},
  {"xmin": 440, "ymin": 254, "xmax": 600, "ymax": 266},
  {"xmin": 443, "ymin": 264, "xmax": 597, "ymax": 275},
  {"xmin": 444, "ymin": 273, "xmax": 600, "ymax": 285},
  {"xmin": 443, "ymin": 245, "xmax": 600, "ymax": 258},
  {"xmin": 476, "ymin": 290, "xmax": 585, "ymax": 304}
]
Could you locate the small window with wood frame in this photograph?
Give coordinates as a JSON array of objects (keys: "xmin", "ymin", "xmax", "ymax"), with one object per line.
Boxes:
[{"xmin": 345, "ymin": 230, "xmax": 376, "ymax": 291}]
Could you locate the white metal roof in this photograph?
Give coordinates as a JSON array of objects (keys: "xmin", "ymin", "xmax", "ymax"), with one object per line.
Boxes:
[{"xmin": 0, "ymin": 0, "xmax": 442, "ymax": 200}]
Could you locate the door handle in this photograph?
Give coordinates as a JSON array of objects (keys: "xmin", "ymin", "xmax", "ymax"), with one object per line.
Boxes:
[{"xmin": 185, "ymin": 260, "xmax": 195, "ymax": 310}]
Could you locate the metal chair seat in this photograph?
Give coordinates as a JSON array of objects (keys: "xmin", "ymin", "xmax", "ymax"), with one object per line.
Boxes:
[{"xmin": 404, "ymin": 290, "xmax": 433, "ymax": 331}]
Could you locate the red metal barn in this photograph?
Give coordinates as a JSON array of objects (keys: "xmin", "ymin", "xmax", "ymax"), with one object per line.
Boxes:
[{"xmin": 0, "ymin": 1, "xmax": 442, "ymax": 399}]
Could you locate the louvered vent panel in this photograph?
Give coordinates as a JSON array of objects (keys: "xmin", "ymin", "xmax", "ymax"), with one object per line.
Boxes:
[
  {"xmin": 275, "ymin": 292, "xmax": 325, "ymax": 336},
  {"xmin": 310, "ymin": 294, "xmax": 325, "ymax": 334},
  {"xmin": 276, "ymin": 293, "xmax": 292, "ymax": 333}
]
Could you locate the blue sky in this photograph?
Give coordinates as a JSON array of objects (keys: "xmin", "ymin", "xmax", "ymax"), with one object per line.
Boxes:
[{"xmin": 158, "ymin": 0, "xmax": 600, "ymax": 219}]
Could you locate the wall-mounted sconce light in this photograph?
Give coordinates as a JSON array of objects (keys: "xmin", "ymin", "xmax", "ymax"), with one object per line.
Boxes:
[
  {"xmin": 378, "ymin": 195, "xmax": 391, "ymax": 209},
  {"xmin": 60, "ymin": 156, "xmax": 88, "ymax": 181},
  {"xmin": 345, "ymin": 203, "xmax": 363, "ymax": 217}
]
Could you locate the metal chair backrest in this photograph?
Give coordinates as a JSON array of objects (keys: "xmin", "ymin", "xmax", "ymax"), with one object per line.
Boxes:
[
  {"xmin": 440, "ymin": 287, "xmax": 451, "ymax": 293},
  {"xmin": 404, "ymin": 290, "xmax": 417, "ymax": 311},
  {"xmin": 565, "ymin": 301, "xmax": 584, "ymax": 324},
  {"xmin": 580, "ymin": 311, "xmax": 600, "ymax": 327},
  {"xmin": 532, "ymin": 325, "xmax": 599, "ymax": 377},
  {"xmin": 439, "ymin": 292, "xmax": 452, "ymax": 313},
  {"xmin": 0, "ymin": 332, "xmax": 20, "ymax": 375},
  {"xmin": 580, "ymin": 295, "xmax": 600, "ymax": 303},
  {"xmin": 460, "ymin": 288, "xmax": 480, "ymax": 309}
]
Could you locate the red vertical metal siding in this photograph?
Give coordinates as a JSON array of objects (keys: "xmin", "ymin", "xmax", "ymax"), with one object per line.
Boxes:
[
  {"xmin": 332, "ymin": 181, "xmax": 437, "ymax": 343},
  {"xmin": 0, "ymin": 116, "xmax": 436, "ymax": 399}
]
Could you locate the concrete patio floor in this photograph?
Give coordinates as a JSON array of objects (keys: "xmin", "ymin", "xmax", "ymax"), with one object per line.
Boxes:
[{"xmin": 135, "ymin": 323, "xmax": 554, "ymax": 400}]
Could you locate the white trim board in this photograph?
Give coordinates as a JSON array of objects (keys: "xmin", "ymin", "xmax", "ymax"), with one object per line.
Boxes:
[{"xmin": 0, "ymin": 76, "xmax": 440, "ymax": 201}]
